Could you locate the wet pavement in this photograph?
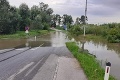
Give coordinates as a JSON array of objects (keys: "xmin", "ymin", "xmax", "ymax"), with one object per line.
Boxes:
[
  {"xmin": 0, "ymin": 30, "xmax": 87, "ymax": 80},
  {"xmin": 1, "ymin": 30, "xmax": 120, "ymax": 79},
  {"xmin": 0, "ymin": 46, "xmax": 73, "ymax": 80},
  {"xmin": 32, "ymin": 54, "xmax": 87, "ymax": 80}
]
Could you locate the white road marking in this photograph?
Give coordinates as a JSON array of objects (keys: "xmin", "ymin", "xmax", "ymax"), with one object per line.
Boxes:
[
  {"xmin": 53, "ymin": 58, "xmax": 59, "ymax": 80},
  {"xmin": 0, "ymin": 48, "xmax": 14, "ymax": 53},
  {"xmin": 30, "ymin": 43, "xmax": 44, "ymax": 50},
  {"xmin": 16, "ymin": 48, "xmax": 29, "ymax": 51},
  {"xmin": 39, "ymin": 43, "xmax": 44, "ymax": 47},
  {"xmin": 25, "ymin": 57, "xmax": 44, "ymax": 77},
  {"xmin": 7, "ymin": 62, "xmax": 34, "ymax": 80},
  {"xmin": 17, "ymin": 62, "xmax": 34, "ymax": 74},
  {"xmin": 16, "ymin": 49, "xmax": 25, "ymax": 50},
  {"xmin": 7, "ymin": 73, "xmax": 16, "ymax": 80},
  {"xmin": 31, "ymin": 47, "xmax": 39, "ymax": 50}
]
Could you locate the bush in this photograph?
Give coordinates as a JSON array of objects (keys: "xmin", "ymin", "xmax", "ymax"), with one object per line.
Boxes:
[
  {"xmin": 43, "ymin": 23, "xmax": 50, "ymax": 30},
  {"xmin": 69, "ymin": 25, "xmax": 83, "ymax": 36},
  {"xmin": 107, "ymin": 28, "xmax": 120, "ymax": 43}
]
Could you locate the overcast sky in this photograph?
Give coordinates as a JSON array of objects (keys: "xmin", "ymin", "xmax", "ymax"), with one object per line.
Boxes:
[{"xmin": 8, "ymin": 0, "xmax": 120, "ymax": 24}]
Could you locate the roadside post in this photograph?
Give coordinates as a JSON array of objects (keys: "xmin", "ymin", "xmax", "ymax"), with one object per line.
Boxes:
[
  {"xmin": 35, "ymin": 36, "xmax": 37, "ymax": 41},
  {"xmin": 104, "ymin": 62, "xmax": 111, "ymax": 80},
  {"xmin": 25, "ymin": 26, "xmax": 29, "ymax": 38}
]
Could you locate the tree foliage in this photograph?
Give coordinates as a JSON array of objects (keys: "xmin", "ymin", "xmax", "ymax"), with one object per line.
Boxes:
[
  {"xmin": 85, "ymin": 23, "xmax": 120, "ymax": 43},
  {"xmin": 69, "ymin": 25, "xmax": 83, "ymax": 36},
  {"xmin": 30, "ymin": 2, "xmax": 53, "ymax": 30},
  {"xmin": 62, "ymin": 14, "xmax": 73, "ymax": 25},
  {"xmin": 0, "ymin": 0, "xmax": 11, "ymax": 34},
  {"xmin": 0, "ymin": 1, "xmax": 54, "ymax": 34},
  {"xmin": 19, "ymin": 3, "xmax": 30, "ymax": 31}
]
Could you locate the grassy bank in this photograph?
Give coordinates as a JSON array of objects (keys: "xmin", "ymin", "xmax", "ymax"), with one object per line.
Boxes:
[
  {"xmin": 84, "ymin": 34, "xmax": 104, "ymax": 40},
  {"xmin": 66, "ymin": 42, "xmax": 116, "ymax": 80},
  {"xmin": 0, "ymin": 30, "xmax": 54, "ymax": 39}
]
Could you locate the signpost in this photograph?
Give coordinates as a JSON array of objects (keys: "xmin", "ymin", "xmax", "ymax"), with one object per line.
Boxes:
[{"xmin": 25, "ymin": 26, "xmax": 29, "ymax": 34}]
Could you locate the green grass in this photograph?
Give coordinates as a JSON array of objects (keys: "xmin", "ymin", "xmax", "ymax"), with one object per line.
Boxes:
[
  {"xmin": 56, "ymin": 26, "xmax": 64, "ymax": 30},
  {"xmin": 85, "ymin": 34, "xmax": 103, "ymax": 39},
  {"xmin": 66, "ymin": 42, "xmax": 116, "ymax": 80},
  {"xmin": 85, "ymin": 35, "xmax": 108, "ymax": 42},
  {"xmin": 0, "ymin": 30, "xmax": 52, "ymax": 39}
]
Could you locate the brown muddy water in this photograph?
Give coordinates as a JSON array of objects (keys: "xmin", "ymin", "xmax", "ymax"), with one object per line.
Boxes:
[
  {"xmin": 0, "ymin": 31, "xmax": 69, "ymax": 50},
  {"xmin": 0, "ymin": 31, "xmax": 120, "ymax": 79},
  {"xmin": 74, "ymin": 36, "xmax": 120, "ymax": 80}
]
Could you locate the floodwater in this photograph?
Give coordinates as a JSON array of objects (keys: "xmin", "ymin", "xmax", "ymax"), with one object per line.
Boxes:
[
  {"xmin": 74, "ymin": 36, "xmax": 120, "ymax": 80},
  {"xmin": 1, "ymin": 31, "xmax": 120, "ymax": 79},
  {"xmin": 0, "ymin": 31, "xmax": 69, "ymax": 50}
]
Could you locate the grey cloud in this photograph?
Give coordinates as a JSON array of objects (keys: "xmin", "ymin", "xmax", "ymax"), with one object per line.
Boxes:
[
  {"xmin": 88, "ymin": 6, "xmax": 118, "ymax": 16},
  {"xmin": 88, "ymin": 0, "xmax": 120, "ymax": 16},
  {"xmin": 8, "ymin": 0, "xmax": 120, "ymax": 23},
  {"xmin": 54, "ymin": 6, "xmax": 85, "ymax": 17},
  {"xmin": 90, "ymin": 0, "xmax": 120, "ymax": 9}
]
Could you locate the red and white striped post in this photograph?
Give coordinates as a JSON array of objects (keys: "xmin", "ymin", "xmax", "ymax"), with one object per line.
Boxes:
[{"xmin": 104, "ymin": 62, "xmax": 111, "ymax": 80}]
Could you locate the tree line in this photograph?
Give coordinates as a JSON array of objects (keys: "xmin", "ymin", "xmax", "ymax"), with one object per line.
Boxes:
[
  {"xmin": 0, "ymin": 0, "xmax": 73, "ymax": 34},
  {"xmin": 69, "ymin": 21, "xmax": 120, "ymax": 43},
  {"xmin": 85, "ymin": 23, "xmax": 120, "ymax": 43},
  {"xmin": 68, "ymin": 15, "xmax": 120, "ymax": 43},
  {"xmin": 68, "ymin": 15, "xmax": 88, "ymax": 36}
]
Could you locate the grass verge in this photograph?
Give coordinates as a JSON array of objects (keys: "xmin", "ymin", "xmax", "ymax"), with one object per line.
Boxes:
[
  {"xmin": 0, "ymin": 30, "xmax": 54, "ymax": 39},
  {"xmin": 56, "ymin": 26, "xmax": 64, "ymax": 30},
  {"xmin": 66, "ymin": 42, "xmax": 116, "ymax": 80}
]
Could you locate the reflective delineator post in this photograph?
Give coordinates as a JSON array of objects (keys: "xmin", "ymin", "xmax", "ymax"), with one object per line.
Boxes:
[
  {"xmin": 35, "ymin": 36, "xmax": 37, "ymax": 41},
  {"xmin": 104, "ymin": 62, "xmax": 111, "ymax": 80}
]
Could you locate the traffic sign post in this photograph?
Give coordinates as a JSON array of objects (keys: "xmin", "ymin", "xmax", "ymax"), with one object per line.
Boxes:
[
  {"xmin": 104, "ymin": 62, "xmax": 111, "ymax": 80},
  {"xmin": 25, "ymin": 26, "xmax": 29, "ymax": 34}
]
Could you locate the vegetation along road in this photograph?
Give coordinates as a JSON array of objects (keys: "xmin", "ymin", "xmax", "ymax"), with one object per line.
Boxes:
[{"xmin": 0, "ymin": 0, "xmax": 120, "ymax": 80}]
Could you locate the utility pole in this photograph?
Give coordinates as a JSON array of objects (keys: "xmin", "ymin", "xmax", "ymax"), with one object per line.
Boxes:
[{"xmin": 84, "ymin": 0, "xmax": 87, "ymax": 36}]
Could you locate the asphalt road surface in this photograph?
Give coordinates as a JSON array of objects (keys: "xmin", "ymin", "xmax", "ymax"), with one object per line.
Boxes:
[
  {"xmin": 0, "ymin": 30, "xmax": 87, "ymax": 80},
  {"xmin": 0, "ymin": 46, "xmax": 73, "ymax": 80}
]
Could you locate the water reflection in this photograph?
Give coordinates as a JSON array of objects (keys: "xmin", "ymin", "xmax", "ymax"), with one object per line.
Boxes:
[
  {"xmin": 0, "ymin": 31, "xmax": 69, "ymax": 50},
  {"xmin": 74, "ymin": 36, "xmax": 120, "ymax": 80},
  {"xmin": 0, "ymin": 39, "xmax": 27, "ymax": 49},
  {"xmin": 50, "ymin": 31, "xmax": 69, "ymax": 47}
]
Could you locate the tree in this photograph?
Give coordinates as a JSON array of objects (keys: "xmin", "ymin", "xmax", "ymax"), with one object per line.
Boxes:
[
  {"xmin": 62, "ymin": 14, "xmax": 73, "ymax": 25},
  {"xmin": 9, "ymin": 6, "xmax": 20, "ymax": 33},
  {"xmin": 32, "ymin": 14, "xmax": 43, "ymax": 30},
  {"xmin": 0, "ymin": 0, "xmax": 11, "ymax": 34},
  {"xmin": 75, "ymin": 17, "xmax": 80, "ymax": 25},
  {"xmin": 30, "ymin": 2, "xmax": 53, "ymax": 29},
  {"xmin": 39, "ymin": 2, "xmax": 48, "ymax": 12},
  {"xmin": 56, "ymin": 14, "xmax": 61, "ymax": 25},
  {"xmin": 30, "ymin": 5, "xmax": 39, "ymax": 20},
  {"xmin": 0, "ymin": 1, "xmax": 54, "ymax": 34},
  {"xmin": 46, "ymin": 8, "xmax": 53, "ymax": 15},
  {"xmin": 19, "ymin": 3, "xmax": 30, "ymax": 31}
]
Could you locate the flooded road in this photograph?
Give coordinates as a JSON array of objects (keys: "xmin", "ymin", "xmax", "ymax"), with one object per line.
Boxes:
[
  {"xmin": 0, "ymin": 31, "xmax": 72, "ymax": 80},
  {"xmin": 1, "ymin": 30, "xmax": 120, "ymax": 79},
  {"xmin": 74, "ymin": 37, "xmax": 120, "ymax": 80},
  {"xmin": 0, "ymin": 31, "xmax": 69, "ymax": 50}
]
